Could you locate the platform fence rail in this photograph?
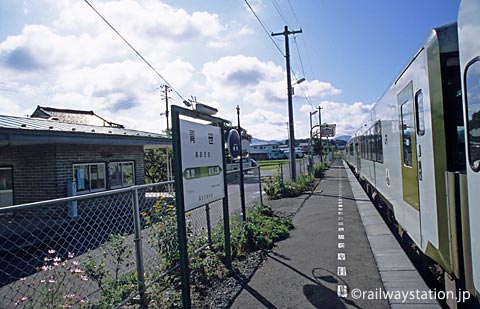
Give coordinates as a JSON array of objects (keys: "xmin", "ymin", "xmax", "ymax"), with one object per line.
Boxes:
[{"xmin": 0, "ymin": 166, "xmax": 264, "ymax": 308}]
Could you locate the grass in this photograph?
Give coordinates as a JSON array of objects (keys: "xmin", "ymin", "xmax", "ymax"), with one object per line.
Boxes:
[{"xmin": 257, "ymin": 159, "xmax": 304, "ymax": 171}]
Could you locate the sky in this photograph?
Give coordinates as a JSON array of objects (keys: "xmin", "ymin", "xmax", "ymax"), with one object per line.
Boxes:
[{"xmin": 0, "ymin": 0, "xmax": 461, "ymax": 141}]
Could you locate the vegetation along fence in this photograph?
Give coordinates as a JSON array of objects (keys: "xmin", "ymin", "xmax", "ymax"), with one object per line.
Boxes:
[{"xmin": 0, "ymin": 166, "xmax": 264, "ymax": 308}]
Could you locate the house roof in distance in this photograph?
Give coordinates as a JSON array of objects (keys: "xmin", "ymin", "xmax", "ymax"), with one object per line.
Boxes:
[{"xmin": 31, "ymin": 105, "xmax": 124, "ymax": 128}]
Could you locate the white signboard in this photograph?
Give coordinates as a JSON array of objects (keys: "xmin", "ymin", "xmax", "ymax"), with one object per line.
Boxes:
[
  {"xmin": 321, "ymin": 124, "xmax": 336, "ymax": 138},
  {"xmin": 180, "ymin": 119, "xmax": 225, "ymax": 211}
]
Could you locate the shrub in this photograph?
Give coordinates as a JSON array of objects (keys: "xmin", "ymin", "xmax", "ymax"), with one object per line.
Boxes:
[
  {"xmin": 212, "ymin": 205, "xmax": 293, "ymax": 256},
  {"xmin": 264, "ymin": 174, "xmax": 314, "ymax": 200},
  {"xmin": 313, "ymin": 162, "xmax": 329, "ymax": 178}
]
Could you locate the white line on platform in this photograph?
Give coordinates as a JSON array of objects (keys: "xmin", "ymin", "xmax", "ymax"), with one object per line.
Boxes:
[{"xmin": 337, "ymin": 285, "xmax": 348, "ymax": 297}]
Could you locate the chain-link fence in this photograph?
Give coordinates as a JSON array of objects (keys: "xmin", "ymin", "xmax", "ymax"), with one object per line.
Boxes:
[{"xmin": 0, "ymin": 166, "xmax": 264, "ymax": 308}]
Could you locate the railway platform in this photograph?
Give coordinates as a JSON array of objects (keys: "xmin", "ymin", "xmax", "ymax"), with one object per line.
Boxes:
[{"xmin": 230, "ymin": 160, "xmax": 441, "ymax": 308}]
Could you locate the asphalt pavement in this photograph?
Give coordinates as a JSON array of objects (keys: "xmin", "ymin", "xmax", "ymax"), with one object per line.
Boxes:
[{"xmin": 229, "ymin": 160, "xmax": 439, "ymax": 308}]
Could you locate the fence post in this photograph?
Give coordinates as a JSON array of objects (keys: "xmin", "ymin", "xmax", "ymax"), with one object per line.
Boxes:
[
  {"xmin": 257, "ymin": 166, "xmax": 263, "ymax": 206},
  {"xmin": 132, "ymin": 188, "xmax": 147, "ymax": 307},
  {"xmin": 280, "ymin": 162, "xmax": 284, "ymax": 186},
  {"xmin": 206, "ymin": 203, "xmax": 212, "ymax": 245}
]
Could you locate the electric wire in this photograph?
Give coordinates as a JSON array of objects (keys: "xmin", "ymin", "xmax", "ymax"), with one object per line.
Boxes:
[
  {"xmin": 271, "ymin": 0, "xmax": 289, "ymax": 25},
  {"xmin": 243, "ymin": 0, "xmax": 285, "ymax": 57},
  {"xmin": 83, "ymin": 0, "xmax": 186, "ymax": 102}
]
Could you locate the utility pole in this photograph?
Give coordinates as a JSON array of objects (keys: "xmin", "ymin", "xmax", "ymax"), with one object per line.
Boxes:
[
  {"xmin": 160, "ymin": 84, "xmax": 173, "ymax": 191},
  {"xmin": 272, "ymin": 26, "xmax": 302, "ymax": 181},
  {"xmin": 160, "ymin": 84, "xmax": 173, "ymax": 134},
  {"xmin": 317, "ymin": 106, "xmax": 323, "ymax": 163}
]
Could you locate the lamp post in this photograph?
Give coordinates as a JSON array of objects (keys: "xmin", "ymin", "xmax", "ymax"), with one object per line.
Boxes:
[
  {"xmin": 317, "ymin": 106, "xmax": 323, "ymax": 163},
  {"xmin": 285, "ymin": 77, "xmax": 306, "ymax": 181},
  {"xmin": 309, "ymin": 110, "xmax": 318, "ymax": 176}
]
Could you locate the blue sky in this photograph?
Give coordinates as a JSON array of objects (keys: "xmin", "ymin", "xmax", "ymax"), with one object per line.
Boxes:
[{"xmin": 0, "ymin": 0, "xmax": 460, "ymax": 140}]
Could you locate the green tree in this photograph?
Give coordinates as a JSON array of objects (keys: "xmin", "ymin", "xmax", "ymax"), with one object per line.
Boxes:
[{"xmin": 144, "ymin": 148, "xmax": 172, "ymax": 183}]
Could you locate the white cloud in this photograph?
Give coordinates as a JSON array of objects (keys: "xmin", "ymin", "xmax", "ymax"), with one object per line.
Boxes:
[
  {"xmin": 242, "ymin": 108, "xmax": 287, "ymax": 140},
  {"xmin": 315, "ymin": 101, "xmax": 373, "ymax": 137}
]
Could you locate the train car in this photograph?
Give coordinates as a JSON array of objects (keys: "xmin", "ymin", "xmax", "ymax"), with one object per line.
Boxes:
[
  {"xmin": 459, "ymin": 0, "xmax": 480, "ymax": 302},
  {"xmin": 346, "ymin": 1, "xmax": 480, "ymax": 304}
]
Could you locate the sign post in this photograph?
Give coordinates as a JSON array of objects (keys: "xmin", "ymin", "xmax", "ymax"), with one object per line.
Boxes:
[{"xmin": 171, "ymin": 105, "xmax": 231, "ymax": 309}]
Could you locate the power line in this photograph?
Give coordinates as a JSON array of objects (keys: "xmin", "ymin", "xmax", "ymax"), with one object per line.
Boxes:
[
  {"xmin": 83, "ymin": 0, "xmax": 186, "ymax": 102},
  {"xmin": 271, "ymin": 0, "xmax": 289, "ymax": 25},
  {"xmin": 286, "ymin": 0, "xmax": 301, "ymax": 28},
  {"xmin": 244, "ymin": 0, "xmax": 285, "ymax": 57}
]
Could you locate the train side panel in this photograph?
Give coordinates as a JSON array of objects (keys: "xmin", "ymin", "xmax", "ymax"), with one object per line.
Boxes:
[{"xmin": 459, "ymin": 0, "xmax": 480, "ymax": 297}]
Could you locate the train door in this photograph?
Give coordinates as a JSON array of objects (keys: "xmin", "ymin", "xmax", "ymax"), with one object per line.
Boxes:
[{"xmin": 398, "ymin": 82, "xmax": 420, "ymax": 210}]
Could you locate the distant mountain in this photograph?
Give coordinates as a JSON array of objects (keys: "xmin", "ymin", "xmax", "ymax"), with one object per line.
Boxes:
[
  {"xmin": 251, "ymin": 138, "xmax": 284, "ymax": 144},
  {"xmin": 333, "ymin": 135, "xmax": 351, "ymax": 142}
]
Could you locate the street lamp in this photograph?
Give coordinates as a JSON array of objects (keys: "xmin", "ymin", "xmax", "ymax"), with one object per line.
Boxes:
[
  {"xmin": 309, "ymin": 110, "xmax": 318, "ymax": 175},
  {"xmin": 317, "ymin": 106, "xmax": 323, "ymax": 163},
  {"xmin": 286, "ymin": 77, "xmax": 305, "ymax": 181}
]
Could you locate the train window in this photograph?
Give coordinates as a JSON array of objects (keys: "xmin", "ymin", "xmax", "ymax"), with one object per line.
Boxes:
[
  {"xmin": 415, "ymin": 90, "xmax": 425, "ymax": 136},
  {"xmin": 465, "ymin": 58, "xmax": 480, "ymax": 171},
  {"xmin": 375, "ymin": 121, "xmax": 383, "ymax": 163},
  {"xmin": 401, "ymin": 101, "xmax": 414, "ymax": 167}
]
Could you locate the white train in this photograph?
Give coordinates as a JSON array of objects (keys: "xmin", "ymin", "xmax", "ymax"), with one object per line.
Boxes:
[{"xmin": 345, "ymin": 0, "xmax": 479, "ymax": 306}]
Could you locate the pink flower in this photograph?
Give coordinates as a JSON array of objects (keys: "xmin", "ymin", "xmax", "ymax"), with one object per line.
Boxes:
[
  {"xmin": 70, "ymin": 268, "xmax": 83, "ymax": 274},
  {"xmin": 47, "ymin": 249, "xmax": 55, "ymax": 254},
  {"xmin": 19, "ymin": 277, "xmax": 26, "ymax": 281},
  {"xmin": 80, "ymin": 275, "xmax": 88, "ymax": 281},
  {"xmin": 68, "ymin": 252, "xmax": 74, "ymax": 259},
  {"xmin": 72, "ymin": 261, "xmax": 79, "ymax": 266}
]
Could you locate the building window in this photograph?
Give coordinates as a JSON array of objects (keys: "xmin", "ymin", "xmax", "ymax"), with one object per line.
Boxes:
[
  {"xmin": 465, "ymin": 59, "xmax": 480, "ymax": 172},
  {"xmin": 109, "ymin": 161, "xmax": 135, "ymax": 188},
  {"xmin": 0, "ymin": 167, "xmax": 13, "ymax": 207},
  {"xmin": 73, "ymin": 163, "xmax": 106, "ymax": 193}
]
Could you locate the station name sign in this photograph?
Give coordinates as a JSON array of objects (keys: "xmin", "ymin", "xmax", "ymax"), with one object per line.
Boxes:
[{"xmin": 179, "ymin": 119, "xmax": 225, "ymax": 211}]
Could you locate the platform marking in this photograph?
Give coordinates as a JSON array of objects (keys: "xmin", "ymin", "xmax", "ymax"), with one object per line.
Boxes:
[
  {"xmin": 337, "ymin": 285, "xmax": 348, "ymax": 298},
  {"xmin": 336, "ymin": 167, "xmax": 348, "ymax": 300}
]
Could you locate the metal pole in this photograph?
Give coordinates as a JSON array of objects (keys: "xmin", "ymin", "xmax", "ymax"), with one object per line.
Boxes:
[
  {"xmin": 237, "ymin": 105, "xmax": 246, "ymax": 223},
  {"xmin": 171, "ymin": 107, "xmax": 191, "ymax": 308},
  {"xmin": 258, "ymin": 167, "xmax": 263, "ymax": 206},
  {"xmin": 318, "ymin": 106, "xmax": 323, "ymax": 163},
  {"xmin": 132, "ymin": 188, "xmax": 147, "ymax": 307},
  {"xmin": 206, "ymin": 204, "xmax": 212, "ymax": 245}
]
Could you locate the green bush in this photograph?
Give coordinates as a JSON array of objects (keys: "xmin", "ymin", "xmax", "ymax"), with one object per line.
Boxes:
[
  {"xmin": 264, "ymin": 174, "xmax": 314, "ymax": 200},
  {"xmin": 212, "ymin": 205, "xmax": 293, "ymax": 256},
  {"xmin": 313, "ymin": 162, "xmax": 329, "ymax": 178}
]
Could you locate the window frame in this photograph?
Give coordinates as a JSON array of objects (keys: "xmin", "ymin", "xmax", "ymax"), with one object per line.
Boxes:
[
  {"xmin": 73, "ymin": 162, "xmax": 106, "ymax": 194},
  {"xmin": 464, "ymin": 57, "xmax": 480, "ymax": 172},
  {"xmin": 401, "ymin": 100, "xmax": 414, "ymax": 167},
  {"xmin": 415, "ymin": 90, "xmax": 425, "ymax": 136},
  {"xmin": 108, "ymin": 161, "xmax": 135, "ymax": 189},
  {"xmin": 0, "ymin": 167, "xmax": 13, "ymax": 207}
]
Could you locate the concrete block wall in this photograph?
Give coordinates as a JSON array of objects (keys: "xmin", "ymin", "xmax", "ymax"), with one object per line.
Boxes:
[{"xmin": 0, "ymin": 143, "xmax": 145, "ymax": 205}]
